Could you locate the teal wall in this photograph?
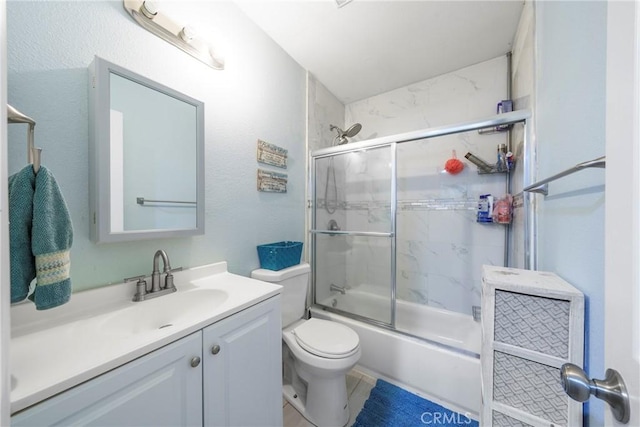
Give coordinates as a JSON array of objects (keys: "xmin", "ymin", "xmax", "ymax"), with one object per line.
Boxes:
[
  {"xmin": 535, "ymin": 2, "xmax": 607, "ymax": 425},
  {"xmin": 7, "ymin": 1, "xmax": 306, "ymax": 291}
]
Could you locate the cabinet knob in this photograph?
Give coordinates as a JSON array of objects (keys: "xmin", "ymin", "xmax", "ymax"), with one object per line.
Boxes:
[
  {"xmin": 211, "ymin": 345, "xmax": 221, "ymax": 355},
  {"xmin": 190, "ymin": 356, "xmax": 201, "ymax": 367}
]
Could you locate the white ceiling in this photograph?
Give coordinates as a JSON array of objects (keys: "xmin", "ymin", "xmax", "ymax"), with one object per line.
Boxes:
[{"xmin": 236, "ymin": 0, "xmax": 525, "ymax": 104}]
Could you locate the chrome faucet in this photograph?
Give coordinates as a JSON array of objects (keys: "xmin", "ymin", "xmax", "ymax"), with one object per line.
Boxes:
[
  {"xmin": 124, "ymin": 249, "xmax": 181, "ymax": 302},
  {"xmin": 330, "ymin": 283, "xmax": 346, "ymax": 295},
  {"xmin": 152, "ymin": 249, "xmax": 173, "ymax": 292}
]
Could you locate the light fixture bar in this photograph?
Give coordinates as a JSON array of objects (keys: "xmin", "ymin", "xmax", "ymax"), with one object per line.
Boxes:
[
  {"xmin": 335, "ymin": 0, "xmax": 354, "ymax": 8},
  {"xmin": 123, "ymin": 0, "xmax": 224, "ymax": 70}
]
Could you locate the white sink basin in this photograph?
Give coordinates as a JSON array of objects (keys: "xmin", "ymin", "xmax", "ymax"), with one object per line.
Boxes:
[{"xmin": 97, "ymin": 289, "xmax": 229, "ymax": 337}]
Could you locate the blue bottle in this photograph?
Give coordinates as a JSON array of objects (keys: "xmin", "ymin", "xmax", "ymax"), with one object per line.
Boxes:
[{"xmin": 477, "ymin": 194, "xmax": 493, "ymax": 223}]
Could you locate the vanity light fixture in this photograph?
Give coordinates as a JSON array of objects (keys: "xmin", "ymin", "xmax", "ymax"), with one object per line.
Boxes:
[
  {"xmin": 335, "ymin": 0, "xmax": 354, "ymax": 8},
  {"xmin": 123, "ymin": 0, "xmax": 224, "ymax": 70}
]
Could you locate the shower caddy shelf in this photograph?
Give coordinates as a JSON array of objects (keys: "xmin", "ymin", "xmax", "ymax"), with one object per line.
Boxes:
[{"xmin": 476, "ymin": 167, "xmax": 510, "ymax": 175}]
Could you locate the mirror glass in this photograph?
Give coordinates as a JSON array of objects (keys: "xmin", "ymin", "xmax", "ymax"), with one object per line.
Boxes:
[{"xmin": 90, "ymin": 56, "xmax": 204, "ymax": 243}]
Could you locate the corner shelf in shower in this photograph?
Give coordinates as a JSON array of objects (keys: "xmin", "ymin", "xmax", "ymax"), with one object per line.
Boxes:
[{"xmin": 476, "ymin": 167, "xmax": 511, "ymax": 175}]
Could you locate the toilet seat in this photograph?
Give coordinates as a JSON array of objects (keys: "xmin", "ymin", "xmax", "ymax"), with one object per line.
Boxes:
[{"xmin": 292, "ymin": 318, "xmax": 359, "ymax": 359}]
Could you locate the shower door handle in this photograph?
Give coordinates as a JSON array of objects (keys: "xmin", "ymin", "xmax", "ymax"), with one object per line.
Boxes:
[{"xmin": 560, "ymin": 363, "xmax": 631, "ymax": 423}]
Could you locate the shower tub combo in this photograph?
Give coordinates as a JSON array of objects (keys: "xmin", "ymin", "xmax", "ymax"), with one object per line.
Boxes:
[{"xmin": 309, "ymin": 111, "xmax": 531, "ymax": 419}]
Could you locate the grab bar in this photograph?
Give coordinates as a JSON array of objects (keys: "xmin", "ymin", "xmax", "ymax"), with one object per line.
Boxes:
[
  {"xmin": 136, "ymin": 197, "xmax": 196, "ymax": 206},
  {"xmin": 523, "ymin": 156, "xmax": 605, "ymax": 196}
]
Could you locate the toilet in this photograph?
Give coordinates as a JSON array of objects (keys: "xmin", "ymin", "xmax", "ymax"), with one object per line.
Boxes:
[{"xmin": 251, "ymin": 263, "xmax": 361, "ymax": 427}]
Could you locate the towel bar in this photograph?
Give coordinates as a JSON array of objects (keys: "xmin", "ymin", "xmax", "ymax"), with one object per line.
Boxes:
[
  {"xmin": 7, "ymin": 104, "xmax": 41, "ymax": 172},
  {"xmin": 523, "ymin": 156, "xmax": 605, "ymax": 196},
  {"xmin": 136, "ymin": 197, "xmax": 196, "ymax": 206}
]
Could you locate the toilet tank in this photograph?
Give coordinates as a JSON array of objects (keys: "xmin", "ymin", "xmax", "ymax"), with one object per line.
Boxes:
[{"xmin": 251, "ymin": 263, "xmax": 310, "ymax": 328}]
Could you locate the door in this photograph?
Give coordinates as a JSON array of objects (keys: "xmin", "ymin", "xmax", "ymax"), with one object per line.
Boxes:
[
  {"xmin": 311, "ymin": 144, "xmax": 396, "ymax": 326},
  {"xmin": 202, "ymin": 296, "xmax": 282, "ymax": 427},
  {"xmin": 11, "ymin": 332, "xmax": 203, "ymax": 426},
  {"xmin": 0, "ymin": 2, "xmax": 9, "ymax": 426},
  {"xmin": 604, "ymin": 1, "xmax": 640, "ymax": 425}
]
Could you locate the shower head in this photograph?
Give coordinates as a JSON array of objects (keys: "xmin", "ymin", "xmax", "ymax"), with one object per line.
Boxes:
[
  {"xmin": 329, "ymin": 123, "xmax": 363, "ymax": 145},
  {"xmin": 329, "ymin": 124, "xmax": 343, "ymax": 134},
  {"xmin": 344, "ymin": 123, "xmax": 362, "ymax": 138}
]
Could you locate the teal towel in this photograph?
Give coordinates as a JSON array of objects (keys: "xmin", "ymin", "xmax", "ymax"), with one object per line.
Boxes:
[
  {"xmin": 8, "ymin": 166, "xmax": 35, "ymax": 303},
  {"xmin": 9, "ymin": 165, "xmax": 73, "ymax": 310}
]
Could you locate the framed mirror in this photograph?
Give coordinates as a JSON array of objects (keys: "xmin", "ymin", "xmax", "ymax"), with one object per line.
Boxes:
[{"xmin": 89, "ymin": 56, "xmax": 204, "ymax": 243}]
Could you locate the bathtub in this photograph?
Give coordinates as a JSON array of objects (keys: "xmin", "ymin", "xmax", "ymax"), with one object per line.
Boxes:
[{"xmin": 311, "ymin": 289, "xmax": 481, "ymax": 418}]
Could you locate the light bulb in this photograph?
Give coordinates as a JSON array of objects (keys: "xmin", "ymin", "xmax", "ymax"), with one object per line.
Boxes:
[
  {"xmin": 180, "ymin": 26, "xmax": 196, "ymax": 43},
  {"xmin": 140, "ymin": 1, "xmax": 158, "ymax": 19}
]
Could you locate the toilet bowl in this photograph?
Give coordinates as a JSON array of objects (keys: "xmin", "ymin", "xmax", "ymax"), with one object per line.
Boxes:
[
  {"xmin": 283, "ymin": 318, "xmax": 361, "ymax": 426},
  {"xmin": 251, "ymin": 263, "xmax": 361, "ymax": 427}
]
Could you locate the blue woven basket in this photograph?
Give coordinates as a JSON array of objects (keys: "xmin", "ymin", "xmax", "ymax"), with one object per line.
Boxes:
[{"xmin": 257, "ymin": 241, "xmax": 303, "ymax": 271}]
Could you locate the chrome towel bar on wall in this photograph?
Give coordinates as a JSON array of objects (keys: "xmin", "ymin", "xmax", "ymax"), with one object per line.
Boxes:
[
  {"xmin": 136, "ymin": 197, "xmax": 196, "ymax": 206},
  {"xmin": 523, "ymin": 156, "xmax": 605, "ymax": 196},
  {"xmin": 7, "ymin": 104, "xmax": 41, "ymax": 172}
]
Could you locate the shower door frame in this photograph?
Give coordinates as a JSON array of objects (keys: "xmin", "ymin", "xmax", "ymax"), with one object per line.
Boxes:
[
  {"xmin": 310, "ymin": 143, "xmax": 398, "ymax": 328},
  {"xmin": 309, "ymin": 110, "xmax": 534, "ymax": 331}
]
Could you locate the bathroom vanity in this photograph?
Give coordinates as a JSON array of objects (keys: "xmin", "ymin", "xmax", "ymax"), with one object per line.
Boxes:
[{"xmin": 10, "ymin": 262, "xmax": 283, "ymax": 426}]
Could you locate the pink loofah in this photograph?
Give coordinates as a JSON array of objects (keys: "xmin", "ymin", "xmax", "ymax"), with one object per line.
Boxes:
[{"xmin": 444, "ymin": 150, "xmax": 464, "ymax": 175}]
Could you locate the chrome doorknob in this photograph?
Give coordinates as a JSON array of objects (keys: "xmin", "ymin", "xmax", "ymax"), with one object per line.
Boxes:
[{"xmin": 560, "ymin": 363, "xmax": 630, "ymax": 423}]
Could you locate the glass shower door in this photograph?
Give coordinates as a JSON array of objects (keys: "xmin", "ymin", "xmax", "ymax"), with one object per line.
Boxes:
[{"xmin": 311, "ymin": 144, "xmax": 395, "ymax": 326}]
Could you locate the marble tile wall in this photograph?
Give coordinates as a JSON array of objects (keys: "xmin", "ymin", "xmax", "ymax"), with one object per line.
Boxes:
[
  {"xmin": 308, "ymin": 73, "xmax": 345, "ymax": 152},
  {"xmin": 308, "ymin": 56, "xmax": 515, "ymax": 317},
  {"xmin": 307, "ymin": 73, "xmax": 347, "ymax": 269},
  {"xmin": 343, "ymin": 57, "xmax": 510, "ymax": 316},
  {"xmin": 345, "ymin": 56, "xmax": 509, "ymax": 141}
]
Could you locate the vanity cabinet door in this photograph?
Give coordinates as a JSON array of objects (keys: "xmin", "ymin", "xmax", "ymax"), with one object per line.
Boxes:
[
  {"xmin": 12, "ymin": 332, "xmax": 203, "ymax": 427},
  {"xmin": 203, "ymin": 296, "xmax": 282, "ymax": 427}
]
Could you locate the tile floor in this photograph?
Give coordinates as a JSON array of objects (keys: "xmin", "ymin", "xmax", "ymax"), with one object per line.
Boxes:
[{"xmin": 282, "ymin": 369, "xmax": 377, "ymax": 427}]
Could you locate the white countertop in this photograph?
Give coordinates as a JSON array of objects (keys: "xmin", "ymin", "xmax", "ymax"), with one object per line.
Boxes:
[{"xmin": 10, "ymin": 262, "xmax": 281, "ymax": 414}]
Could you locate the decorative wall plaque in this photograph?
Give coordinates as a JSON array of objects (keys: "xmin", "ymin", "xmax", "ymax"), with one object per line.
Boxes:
[
  {"xmin": 257, "ymin": 169, "xmax": 287, "ymax": 193},
  {"xmin": 257, "ymin": 139, "xmax": 288, "ymax": 169}
]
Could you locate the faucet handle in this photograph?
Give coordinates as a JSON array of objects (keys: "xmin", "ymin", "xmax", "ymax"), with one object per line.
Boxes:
[
  {"xmin": 124, "ymin": 274, "xmax": 146, "ymax": 283},
  {"xmin": 125, "ymin": 275, "xmax": 148, "ymax": 302},
  {"xmin": 164, "ymin": 267, "xmax": 182, "ymax": 291}
]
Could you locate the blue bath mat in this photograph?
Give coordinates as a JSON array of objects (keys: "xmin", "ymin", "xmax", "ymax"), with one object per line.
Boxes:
[{"xmin": 352, "ymin": 380, "xmax": 478, "ymax": 427}]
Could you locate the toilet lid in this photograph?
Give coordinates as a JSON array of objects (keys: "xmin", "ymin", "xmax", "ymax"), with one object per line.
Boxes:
[{"xmin": 293, "ymin": 318, "xmax": 359, "ymax": 359}]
